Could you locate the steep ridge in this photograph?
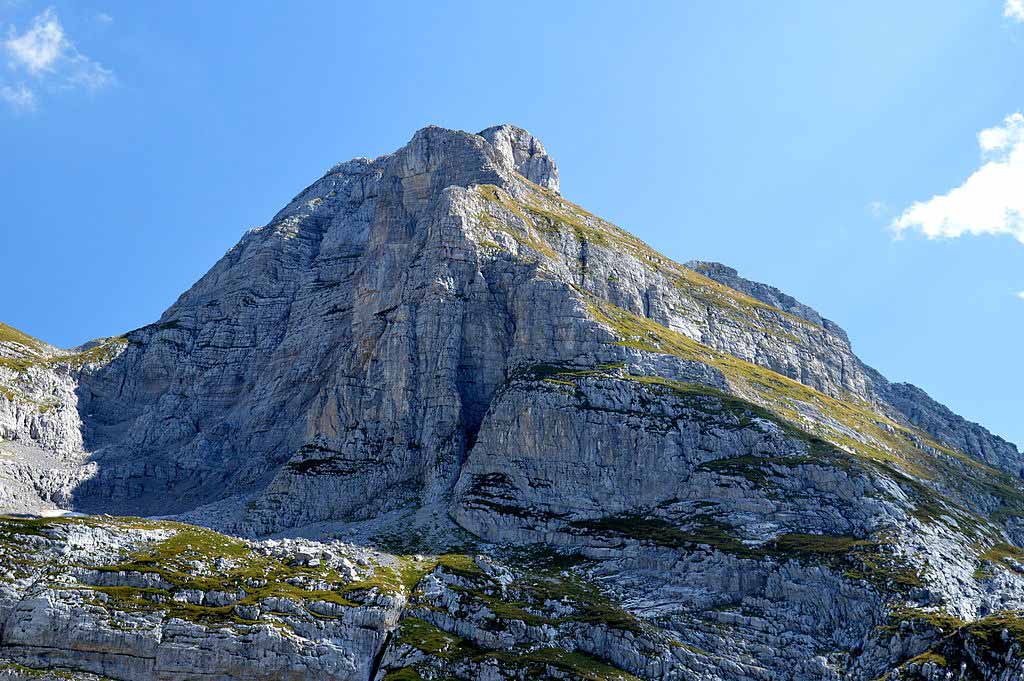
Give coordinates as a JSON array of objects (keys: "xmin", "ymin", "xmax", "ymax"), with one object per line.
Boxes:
[
  {"xmin": 1, "ymin": 125, "xmax": 1023, "ymax": 681},
  {"xmin": 687, "ymin": 261, "xmax": 1022, "ymax": 476}
]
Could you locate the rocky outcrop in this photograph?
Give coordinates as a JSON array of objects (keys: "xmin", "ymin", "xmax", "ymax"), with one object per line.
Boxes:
[
  {"xmin": 0, "ymin": 516, "xmax": 406, "ymax": 681},
  {"xmin": 3, "ymin": 514, "xmax": 1023, "ymax": 681},
  {"xmin": 1, "ymin": 324, "xmax": 84, "ymax": 456},
  {"xmin": 0, "ymin": 327, "xmax": 125, "ymax": 514}
]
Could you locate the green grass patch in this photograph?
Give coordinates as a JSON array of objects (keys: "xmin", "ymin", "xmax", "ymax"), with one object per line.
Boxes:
[
  {"xmin": 0, "ymin": 322, "xmax": 48, "ymax": 352},
  {"xmin": 382, "ymin": 669, "xmax": 423, "ymax": 681},
  {"xmin": 428, "ymin": 551, "xmax": 644, "ymax": 635},
  {"xmin": 0, "ymin": 335, "xmax": 127, "ymax": 374},
  {"xmin": 396, "ymin": 617, "xmax": 480, "ymax": 659},
  {"xmin": 907, "ymin": 651, "xmax": 947, "ymax": 667},
  {"xmin": 975, "ymin": 542, "xmax": 1024, "ymax": 579},
  {"xmin": 487, "ymin": 647, "xmax": 642, "ymax": 681},
  {"xmin": 569, "ymin": 513, "xmax": 922, "ymax": 590},
  {"xmin": 964, "ymin": 610, "xmax": 1024, "ymax": 649}
]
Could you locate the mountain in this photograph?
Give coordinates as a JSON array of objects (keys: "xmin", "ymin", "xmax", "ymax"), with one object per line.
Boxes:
[{"xmin": 1, "ymin": 124, "xmax": 1023, "ymax": 681}]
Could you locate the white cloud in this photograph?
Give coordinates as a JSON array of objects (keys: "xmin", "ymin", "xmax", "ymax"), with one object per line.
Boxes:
[
  {"xmin": 0, "ymin": 82, "xmax": 34, "ymax": 111},
  {"xmin": 978, "ymin": 112, "xmax": 1024, "ymax": 154},
  {"xmin": 5, "ymin": 7, "xmax": 65, "ymax": 74},
  {"xmin": 891, "ymin": 113, "xmax": 1024, "ymax": 244},
  {"xmin": 1018, "ymin": 291, "xmax": 1024, "ymax": 300},
  {"xmin": 1007, "ymin": 0, "xmax": 1024, "ymax": 22},
  {"xmin": 95, "ymin": 13, "xmax": 113, "ymax": 25},
  {"xmin": 1, "ymin": 7, "xmax": 114, "ymax": 111}
]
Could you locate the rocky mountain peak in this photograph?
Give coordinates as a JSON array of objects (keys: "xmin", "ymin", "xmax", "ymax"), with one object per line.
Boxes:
[
  {"xmin": 267, "ymin": 124, "xmax": 557, "ymax": 237},
  {"xmin": 478, "ymin": 124, "xmax": 560, "ymax": 193},
  {"xmin": 2, "ymin": 124, "xmax": 1024, "ymax": 681},
  {"xmin": 381, "ymin": 123, "xmax": 559, "ymax": 197}
]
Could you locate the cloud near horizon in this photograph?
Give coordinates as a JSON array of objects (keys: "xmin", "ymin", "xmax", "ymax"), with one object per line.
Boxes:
[
  {"xmin": 2, "ymin": 7, "xmax": 114, "ymax": 112},
  {"xmin": 891, "ymin": 113, "xmax": 1024, "ymax": 245}
]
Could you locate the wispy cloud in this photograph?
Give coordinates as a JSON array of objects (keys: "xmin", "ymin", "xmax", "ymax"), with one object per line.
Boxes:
[
  {"xmin": 2, "ymin": 7, "xmax": 114, "ymax": 112},
  {"xmin": 1018, "ymin": 290, "xmax": 1024, "ymax": 300},
  {"xmin": 0, "ymin": 82, "xmax": 34, "ymax": 111},
  {"xmin": 1007, "ymin": 0, "xmax": 1024, "ymax": 22},
  {"xmin": 891, "ymin": 113, "xmax": 1024, "ymax": 244},
  {"xmin": 866, "ymin": 200, "xmax": 886, "ymax": 218}
]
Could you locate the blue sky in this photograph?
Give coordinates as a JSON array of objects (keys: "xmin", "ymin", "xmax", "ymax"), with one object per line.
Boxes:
[{"xmin": 1, "ymin": 1, "xmax": 1022, "ymax": 447}]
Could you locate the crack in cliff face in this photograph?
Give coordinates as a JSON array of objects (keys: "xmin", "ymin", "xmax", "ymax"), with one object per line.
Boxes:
[
  {"xmin": 578, "ymin": 237, "xmax": 590, "ymax": 287},
  {"xmin": 453, "ymin": 300, "xmax": 509, "ymax": 464},
  {"xmin": 3, "ymin": 642, "xmax": 158, "ymax": 663},
  {"xmin": 366, "ymin": 630, "xmax": 392, "ymax": 681}
]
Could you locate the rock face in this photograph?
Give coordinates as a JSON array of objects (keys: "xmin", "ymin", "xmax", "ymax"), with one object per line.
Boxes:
[
  {"xmin": 0, "ymin": 516, "xmax": 403, "ymax": 681},
  {"xmin": 1, "ymin": 124, "xmax": 1024, "ymax": 680}
]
